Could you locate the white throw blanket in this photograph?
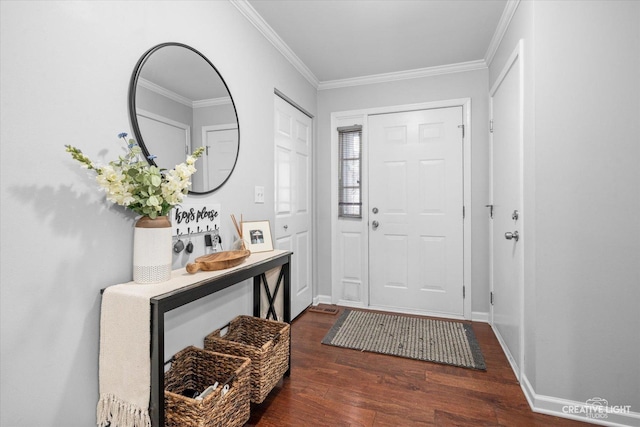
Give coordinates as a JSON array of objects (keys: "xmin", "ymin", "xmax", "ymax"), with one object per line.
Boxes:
[
  {"xmin": 98, "ymin": 282, "xmax": 157, "ymax": 427},
  {"xmin": 97, "ymin": 271, "xmax": 210, "ymax": 427},
  {"xmin": 97, "ymin": 251, "xmax": 286, "ymax": 427}
]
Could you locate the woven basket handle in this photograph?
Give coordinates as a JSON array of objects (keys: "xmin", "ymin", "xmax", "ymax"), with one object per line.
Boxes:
[
  {"xmin": 221, "ymin": 373, "xmax": 236, "ymax": 389},
  {"xmin": 219, "ymin": 322, "xmax": 231, "ymax": 337}
]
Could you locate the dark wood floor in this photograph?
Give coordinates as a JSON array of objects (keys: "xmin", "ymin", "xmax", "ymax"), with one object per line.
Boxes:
[{"xmin": 247, "ymin": 305, "xmax": 589, "ymax": 427}]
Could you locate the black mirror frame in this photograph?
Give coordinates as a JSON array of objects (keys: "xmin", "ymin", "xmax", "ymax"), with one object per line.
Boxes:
[{"xmin": 128, "ymin": 42, "xmax": 240, "ymax": 195}]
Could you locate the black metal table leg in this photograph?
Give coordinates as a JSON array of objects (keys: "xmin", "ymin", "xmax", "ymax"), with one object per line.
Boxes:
[
  {"xmin": 253, "ymin": 275, "xmax": 261, "ymax": 317},
  {"xmin": 283, "ymin": 257, "xmax": 291, "ymax": 376},
  {"xmin": 150, "ymin": 302, "xmax": 164, "ymax": 426},
  {"xmin": 260, "ymin": 273, "xmax": 279, "ymax": 320}
]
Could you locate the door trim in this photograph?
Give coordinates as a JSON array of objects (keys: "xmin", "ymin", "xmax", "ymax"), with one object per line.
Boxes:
[
  {"xmin": 489, "ymin": 40, "xmax": 525, "ymax": 379},
  {"xmin": 330, "ymin": 98, "xmax": 472, "ymax": 320},
  {"xmin": 275, "ymin": 89, "xmax": 314, "ymax": 118}
]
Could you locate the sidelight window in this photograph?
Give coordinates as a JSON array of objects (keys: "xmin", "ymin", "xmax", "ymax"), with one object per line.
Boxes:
[{"xmin": 338, "ymin": 125, "xmax": 362, "ymax": 218}]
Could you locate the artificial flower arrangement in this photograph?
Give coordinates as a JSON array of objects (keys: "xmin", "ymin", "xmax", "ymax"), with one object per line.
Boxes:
[{"xmin": 65, "ymin": 133, "xmax": 204, "ymax": 219}]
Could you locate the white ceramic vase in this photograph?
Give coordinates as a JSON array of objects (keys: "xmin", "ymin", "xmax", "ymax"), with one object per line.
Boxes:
[{"xmin": 133, "ymin": 215, "xmax": 172, "ymax": 284}]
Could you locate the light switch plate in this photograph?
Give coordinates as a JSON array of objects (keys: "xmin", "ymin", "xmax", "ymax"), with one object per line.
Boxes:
[{"xmin": 254, "ymin": 186, "xmax": 264, "ymax": 204}]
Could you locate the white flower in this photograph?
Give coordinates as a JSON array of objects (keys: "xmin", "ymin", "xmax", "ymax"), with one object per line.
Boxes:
[{"xmin": 66, "ymin": 135, "xmax": 204, "ymax": 218}]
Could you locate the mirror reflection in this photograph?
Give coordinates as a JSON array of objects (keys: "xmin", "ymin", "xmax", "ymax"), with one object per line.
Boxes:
[{"xmin": 129, "ymin": 43, "xmax": 239, "ymax": 194}]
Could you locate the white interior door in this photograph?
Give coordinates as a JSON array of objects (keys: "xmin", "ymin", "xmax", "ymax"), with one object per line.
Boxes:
[
  {"xmin": 136, "ymin": 110, "xmax": 189, "ymax": 170},
  {"xmin": 274, "ymin": 95, "xmax": 312, "ymax": 319},
  {"xmin": 490, "ymin": 42, "xmax": 524, "ymax": 378},
  {"xmin": 368, "ymin": 107, "xmax": 464, "ymax": 317},
  {"xmin": 202, "ymin": 125, "xmax": 238, "ymax": 190}
]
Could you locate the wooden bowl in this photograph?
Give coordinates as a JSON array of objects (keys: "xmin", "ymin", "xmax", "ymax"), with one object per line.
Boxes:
[{"xmin": 186, "ymin": 250, "xmax": 251, "ymax": 274}]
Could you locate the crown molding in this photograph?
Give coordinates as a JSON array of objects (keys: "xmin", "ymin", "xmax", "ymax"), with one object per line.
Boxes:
[
  {"xmin": 231, "ymin": 0, "xmax": 510, "ymax": 91},
  {"xmin": 230, "ymin": 0, "xmax": 320, "ymax": 88},
  {"xmin": 138, "ymin": 78, "xmax": 230, "ymax": 109},
  {"xmin": 138, "ymin": 78, "xmax": 192, "ymax": 108},
  {"xmin": 485, "ymin": 0, "xmax": 521, "ymax": 66},
  {"xmin": 193, "ymin": 97, "xmax": 232, "ymax": 109},
  {"xmin": 318, "ymin": 60, "xmax": 488, "ymax": 91}
]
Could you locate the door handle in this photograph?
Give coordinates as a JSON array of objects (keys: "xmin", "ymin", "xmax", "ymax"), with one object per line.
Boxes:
[
  {"xmin": 505, "ymin": 231, "xmax": 519, "ymax": 242},
  {"xmin": 372, "ymin": 220, "xmax": 379, "ymax": 230},
  {"xmin": 283, "ymin": 225, "xmax": 288, "ymax": 230}
]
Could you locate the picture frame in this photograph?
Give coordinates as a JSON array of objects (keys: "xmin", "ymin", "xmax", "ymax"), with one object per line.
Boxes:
[{"xmin": 241, "ymin": 220, "xmax": 274, "ymax": 253}]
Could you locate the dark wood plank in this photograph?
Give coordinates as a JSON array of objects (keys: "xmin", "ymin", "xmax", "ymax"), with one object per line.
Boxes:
[{"xmin": 247, "ymin": 306, "xmax": 590, "ymax": 427}]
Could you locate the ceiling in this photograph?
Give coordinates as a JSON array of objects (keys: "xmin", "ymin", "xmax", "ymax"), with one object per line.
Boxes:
[
  {"xmin": 243, "ymin": 0, "xmax": 508, "ymax": 86},
  {"xmin": 139, "ymin": 45, "xmax": 231, "ymax": 101}
]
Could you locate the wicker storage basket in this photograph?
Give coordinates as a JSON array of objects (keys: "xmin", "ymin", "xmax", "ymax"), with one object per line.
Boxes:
[
  {"xmin": 204, "ymin": 315, "xmax": 290, "ymax": 404},
  {"xmin": 164, "ymin": 346, "xmax": 251, "ymax": 427}
]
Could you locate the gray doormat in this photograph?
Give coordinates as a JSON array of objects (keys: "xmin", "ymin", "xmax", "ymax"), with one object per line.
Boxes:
[{"xmin": 322, "ymin": 309, "xmax": 486, "ymax": 370}]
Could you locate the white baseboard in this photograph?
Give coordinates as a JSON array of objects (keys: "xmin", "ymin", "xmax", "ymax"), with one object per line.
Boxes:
[
  {"xmin": 521, "ymin": 375, "xmax": 640, "ymax": 427},
  {"xmin": 312, "ymin": 295, "xmax": 332, "ymax": 305},
  {"xmin": 471, "ymin": 311, "xmax": 489, "ymax": 323},
  {"xmin": 337, "ymin": 299, "xmax": 366, "ymax": 309},
  {"xmin": 491, "ymin": 323, "xmax": 521, "ymax": 381}
]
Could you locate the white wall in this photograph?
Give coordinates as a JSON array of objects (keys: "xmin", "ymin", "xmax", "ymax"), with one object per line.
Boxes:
[
  {"xmin": 533, "ymin": 0, "xmax": 640, "ymax": 410},
  {"xmin": 490, "ymin": 0, "xmax": 640, "ymax": 420},
  {"xmin": 0, "ymin": 1, "xmax": 316, "ymax": 426},
  {"xmin": 316, "ymin": 70, "xmax": 491, "ymax": 315}
]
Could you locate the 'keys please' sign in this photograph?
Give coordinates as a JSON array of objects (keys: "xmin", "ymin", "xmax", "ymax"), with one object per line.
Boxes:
[{"xmin": 171, "ymin": 203, "xmax": 220, "ymax": 237}]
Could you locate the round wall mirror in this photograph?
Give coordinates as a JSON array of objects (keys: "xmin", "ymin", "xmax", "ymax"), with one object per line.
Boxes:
[{"xmin": 128, "ymin": 42, "xmax": 239, "ymax": 194}]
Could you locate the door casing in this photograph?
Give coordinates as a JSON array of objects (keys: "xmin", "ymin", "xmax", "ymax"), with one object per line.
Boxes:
[{"xmin": 330, "ymin": 99, "xmax": 472, "ymax": 320}]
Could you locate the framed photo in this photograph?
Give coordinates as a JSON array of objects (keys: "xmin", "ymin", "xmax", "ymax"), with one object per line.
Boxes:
[{"xmin": 241, "ymin": 220, "xmax": 274, "ymax": 253}]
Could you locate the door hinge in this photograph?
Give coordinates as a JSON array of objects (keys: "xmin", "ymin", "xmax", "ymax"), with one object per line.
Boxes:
[
  {"xmin": 458, "ymin": 124, "xmax": 465, "ymax": 138},
  {"xmin": 463, "ymin": 286, "xmax": 466, "ymax": 299},
  {"xmin": 463, "ymin": 206, "xmax": 466, "ymax": 219},
  {"xmin": 490, "ymin": 291, "xmax": 494, "ymax": 305},
  {"xmin": 490, "ymin": 119, "xmax": 494, "ymax": 133}
]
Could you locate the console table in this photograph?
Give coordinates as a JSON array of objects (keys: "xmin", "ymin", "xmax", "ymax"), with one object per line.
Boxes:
[{"xmin": 99, "ymin": 250, "xmax": 292, "ymax": 427}]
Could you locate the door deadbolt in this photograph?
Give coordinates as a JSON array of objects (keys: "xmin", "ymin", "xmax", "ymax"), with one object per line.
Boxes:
[
  {"xmin": 505, "ymin": 231, "xmax": 519, "ymax": 242},
  {"xmin": 372, "ymin": 220, "xmax": 380, "ymax": 230},
  {"xmin": 372, "ymin": 207, "xmax": 379, "ymax": 214},
  {"xmin": 512, "ymin": 210, "xmax": 519, "ymax": 221}
]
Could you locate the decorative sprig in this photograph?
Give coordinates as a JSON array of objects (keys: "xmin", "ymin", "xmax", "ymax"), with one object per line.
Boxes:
[{"xmin": 66, "ymin": 133, "xmax": 205, "ymax": 219}]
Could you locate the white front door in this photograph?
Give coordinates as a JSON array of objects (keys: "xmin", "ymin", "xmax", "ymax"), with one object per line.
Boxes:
[
  {"xmin": 274, "ymin": 95, "xmax": 312, "ymax": 319},
  {"xmin": 368, "ymin": 107, "xmax": 464, "ymax": 317},
  {"xmin": 490, "ymin": 42, "xmax": 524, "ymax": 377}
]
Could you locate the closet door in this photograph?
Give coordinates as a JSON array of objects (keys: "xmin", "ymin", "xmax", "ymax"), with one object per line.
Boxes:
[
  {"xmin": 490, "ymin": 42, "xmax": 524, "ymax": 378},
  {"xmin": 274, "ymin": 95, "xmax": 312, "ymax": 319}
]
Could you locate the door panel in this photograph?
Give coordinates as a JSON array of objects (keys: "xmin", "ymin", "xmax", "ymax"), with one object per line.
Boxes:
[
  {"xmin": 202, "ymin": 126, "xmax": 238, "ymax": 190},
  {"xmin": 137, "ymin": 112, "xmax": 188, "ymax": 170},
  {"xmin": 274, "ymin": 96, "xmax": 312, "ymax": 319},
  {"xmin": 490, "ymin": 43, "xmax": 524, "ymax": 377},
  {"xmin": 369, "ymin": 107, "xmax": 464, "ymax": 316}
]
